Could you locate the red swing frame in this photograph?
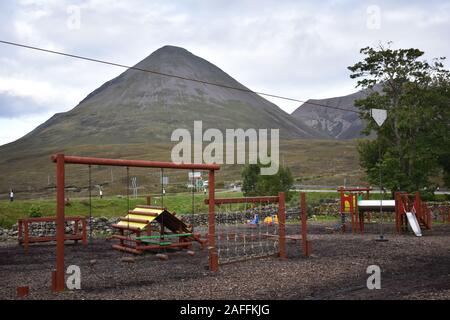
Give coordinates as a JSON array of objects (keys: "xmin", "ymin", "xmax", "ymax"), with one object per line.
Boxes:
[{"xmin": 51, "ymin": 154, "xmax": 220, "ymax": 292}]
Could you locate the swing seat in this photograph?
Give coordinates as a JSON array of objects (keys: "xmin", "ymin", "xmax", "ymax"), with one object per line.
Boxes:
[
  {"xmin": 136, "ymin": 233, "xmax": 193, "ymax": 240},
  {"xmin": 139, "ymin": 240, "xmax": 172, "ymax": 246}
]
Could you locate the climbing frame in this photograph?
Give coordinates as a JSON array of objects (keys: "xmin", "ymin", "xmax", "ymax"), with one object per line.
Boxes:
[{"xmin": 110, "ymin": 205, "xmax": 206, "ymax": 254}]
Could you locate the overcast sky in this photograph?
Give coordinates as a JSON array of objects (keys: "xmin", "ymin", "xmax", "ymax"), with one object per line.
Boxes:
[{"xmin": 0, "ymin": 0, "xmax": 449, "ymax": 146}]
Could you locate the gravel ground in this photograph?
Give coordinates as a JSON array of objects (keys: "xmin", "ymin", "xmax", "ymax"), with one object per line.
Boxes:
[{"xmin": 1, "ymin": 221, "xmax": 449, "ymax": 300}]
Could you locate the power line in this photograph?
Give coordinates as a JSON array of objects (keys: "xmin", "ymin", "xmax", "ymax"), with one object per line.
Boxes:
[{"xmin": 0, "ymin": 39, "xmax": 362, "ymax": 114}]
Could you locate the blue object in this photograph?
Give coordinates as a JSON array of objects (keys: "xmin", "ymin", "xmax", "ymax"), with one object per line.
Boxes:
[{"xmin": 249, "ymin": 213, "xmax": 260, "ymax": 225}]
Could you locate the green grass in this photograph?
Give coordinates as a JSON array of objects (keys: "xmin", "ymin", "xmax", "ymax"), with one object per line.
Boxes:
[
  {"xmin": 0, "ymin": 139, "xmax": 365, "ymax": 197},
  {"xmin": 1, "ymin": 190, "xmax": 447, "ymax": 228},
  {"xmin": 0, "ymin": 191, "xmax": 314, "ymax": 228},
  {"xmin": 0, "ymin": 191, "xmax": 245, "ymax": 228}
]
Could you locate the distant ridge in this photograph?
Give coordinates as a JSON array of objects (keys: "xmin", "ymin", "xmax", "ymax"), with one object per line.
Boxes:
[{"xmin": 291, "ymin": 87, "xmax": 380, "ymax": 139}]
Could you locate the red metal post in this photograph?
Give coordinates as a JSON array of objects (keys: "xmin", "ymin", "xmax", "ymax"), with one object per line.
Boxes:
[
  {"xmin": 208, "ymin": 170, "xmax": 218, "ymax": 271},
  {"xmin": 54, "ymin": 153, "xmax": 65, "ymax": 292},
  {"xmin": 300, "ymin": 192, "xmax": 311, "ymax": 257},
  {"xmin": 349, "ymin": 193, "xmax": 355, "ymax": 233},
  {"xmin": 24, "ymin": 221, "xmax": 29, "ymax": 252},
  {"xmin": 339, "ymin": 187, "xmax": 346, "ymax": 233},
  {"xmin": 394, "ymin": 192, "xmax": 401, "ymax": 233},
  {"xmin": 278, "ymin": 192, "xmax": 287, "ymax": 259},
  {"xmin": 16, "ymin": 286, "xmax": 29, "ymax": 298}
]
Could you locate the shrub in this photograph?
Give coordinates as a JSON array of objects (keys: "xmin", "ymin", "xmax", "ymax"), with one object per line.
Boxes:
[{"xmin": 28, "ymin": 205, "xmax": 43, "ymax": 218}]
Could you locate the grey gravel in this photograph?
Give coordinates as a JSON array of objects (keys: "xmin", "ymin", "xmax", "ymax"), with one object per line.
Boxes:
[{"xmin": 0, "ymin": 222, "xmax": 449, "ymax": 300}]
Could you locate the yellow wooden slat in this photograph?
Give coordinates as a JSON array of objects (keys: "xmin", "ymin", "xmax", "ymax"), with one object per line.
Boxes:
[
  {"xmin": 131, "ymin": 208, "xmax": 163, "ymax": 214},
  {"xmin": 116, "ymin": 207, "xmax": 163, "ymax": 230},
  {"xmin": 124, "ymin": 214, "xmax": 157, "ymax": 222},
  {"xmin": 116, "ymin": 221, "xmax": 148, "ymax": 230}
]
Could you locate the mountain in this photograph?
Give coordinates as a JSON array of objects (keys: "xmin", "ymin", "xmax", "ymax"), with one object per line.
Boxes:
[
  {"xmin": 0, "ymin": 45, "xmax": 335, "ymax": 193},
  {"xmin": 291, "ymin": 88, "xmax": 378, "ymax": 139},
  {"xmin": 1, "ymin": 45, "xmax": 322, "ymax": 156}
]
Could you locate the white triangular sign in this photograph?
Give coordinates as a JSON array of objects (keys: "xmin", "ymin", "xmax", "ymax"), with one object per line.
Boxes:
[{"xmin": 371, "ymin": 109, "xmax": 387, "ymax": 127}]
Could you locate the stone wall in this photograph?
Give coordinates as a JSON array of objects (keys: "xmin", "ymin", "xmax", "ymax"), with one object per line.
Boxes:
[
  {"xmin": 1, "ymin": 200, "xmax": 447, "ymax": 241},
  {"xmin": 0, "ymin": 206, "xmax": 302, "ymax": 241},
  {"xmin": 0, "ymin": 217, "xmax": 121, "ymax": 242}
]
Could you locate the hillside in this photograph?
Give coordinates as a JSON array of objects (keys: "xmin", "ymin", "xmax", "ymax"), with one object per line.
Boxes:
[
  {"xmin": 0, "ymin": 45, "xmax": 364, "ymax": 195},
  {"xmin": 291, "ymin": 87, "xmax": 380, "ymax": 139},
  {"xmin": 0, "ymin": 139, "xmax": 363, "ymax": 199},
  {"xmin": 1, "ymin": 45, "xmax": 321, "ymax": 154}
]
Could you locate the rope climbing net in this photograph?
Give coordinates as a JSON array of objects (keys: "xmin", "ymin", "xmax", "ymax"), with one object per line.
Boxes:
[{"xmin": 205, "ymin": 194, "xmax": 288, "ymax": 265}]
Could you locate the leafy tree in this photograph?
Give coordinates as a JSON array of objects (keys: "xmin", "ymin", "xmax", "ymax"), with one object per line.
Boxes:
[
  {"xmin": 241, "ymin": 164, "xmax": 260, "ymax": 196},
  {"xmin": 349, "ymin": 43, "xmax": 450, "ymax": 193},
  {"xmin": 242, "ymin": 164, "xmax": 294, "ymax": 200}
]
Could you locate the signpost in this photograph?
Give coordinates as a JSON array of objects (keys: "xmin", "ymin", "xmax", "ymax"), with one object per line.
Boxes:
[
  {"xmin": 160, "ymin": 176, "xmax": 169, "ymax": 186},
  {"xmin": 188, "ymin": 172, "xmax": 203, "ymax": 192},
  {"xmin": 131, "ymin": 177, "xmax": 138, "ymax": 198}
]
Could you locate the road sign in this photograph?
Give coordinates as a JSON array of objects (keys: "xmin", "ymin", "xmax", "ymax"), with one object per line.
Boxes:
[
  {"xmin": 188, "ymin": 172, "xmax": 202, "ymax": 179},
  {"xmin": 160, "ymin": 176, "xmax": 169, "ymax": 185},
  {"xmin": 371, "ymin": 109, "xmax": 387, "ymax": 127}
]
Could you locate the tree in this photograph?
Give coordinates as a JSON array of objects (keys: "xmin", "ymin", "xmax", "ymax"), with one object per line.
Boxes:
[
  {"xmin": 348, "ymin": 43, "xmax": 450, "ymax": 193},
  {"xmin": 241, "ymin": 164, "xmax": 260, "ymax": 196},
  {"xmin": 241, "ymin": 164, "xmax": 294, "ymax": 200}
]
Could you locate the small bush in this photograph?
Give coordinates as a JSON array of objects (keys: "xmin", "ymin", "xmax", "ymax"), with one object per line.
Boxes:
[{"xmin": 28, "ymin": 205, "xmax": 43, "ymax": 218}]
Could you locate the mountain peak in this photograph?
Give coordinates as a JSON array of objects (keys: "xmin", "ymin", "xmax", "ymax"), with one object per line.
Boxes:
[
  {"xmin": 135, "ymin": 45, "xmax": 195, "ymax": 68},
  {"xmin": 292, "ymin": 89, "xmax": 372, "ymax": 139},
  {"xmin": 154, "ymin": 45, "xmax": 191, "ymax": 54},
  {"xmin": 2, "ymin": 45, "xmax": 323, "ymax": 156}
]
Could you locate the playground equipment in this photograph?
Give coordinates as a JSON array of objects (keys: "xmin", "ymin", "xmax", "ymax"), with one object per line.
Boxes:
[
  {"xmin": 429, "ymin": 203, "xmax": 450, "ymax": 223},
  {"xmin": 204, "ymin": 192, "xmax": 311, "ymax": 265},
  {"xmin": 50, "ymin": 154, "xmax": 219, "ymax": 292},
  {"xmin": 110, "ymin": 205, "xmax": 206, "ymax": 254},
  {"xmin": 263, "ymin": 215, "xmax": 278, "ymax": 225},
  {"xmin": 338, "ymin": 187, "xmax": 372, "ymax": 233},
  {"xmin": 49, "ymin": 154, "xmax": 312, "ymax": 292},
  {"xmin": 247, "ymin": 213, "xmax": 260, "ymax": 226},
  {"xmin": 18, "ymin": 216, "xmax": 87, "ymax": 250},
  {"xmin": 338, "ymin": 187, "xmax": 432, "ymax": 236},
  {"xmin": 395, "ymin": 192, "xmax": 432, "ymax": 235}
]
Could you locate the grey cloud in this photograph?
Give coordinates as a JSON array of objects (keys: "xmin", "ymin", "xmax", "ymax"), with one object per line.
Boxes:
[
  {"xmin": 0, "ymin": 93, "xmax": 50, "ymax": 118},
  {"xmin": 0, "ymin": 0, "xmax": 449, "ymax": 122}
]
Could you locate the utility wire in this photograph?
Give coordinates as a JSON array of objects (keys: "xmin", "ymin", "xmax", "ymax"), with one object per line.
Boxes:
[{"xmin": 0, "ymin": 39, "xmax": 362, "ymax": 114}]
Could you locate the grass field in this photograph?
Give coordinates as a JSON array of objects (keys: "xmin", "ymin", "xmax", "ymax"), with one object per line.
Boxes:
[
  {"xmin": 1, "ymin": 189, "xmax": 446, "ymax": 228},
  {"xmin": 0, "ymin": 190, "xmax": 393, "ymax": 228},
  {"xmin": 0, "ymin": 190, "xmax": 341, "ymax": 228},
  {"xmin": 0, "ymin": 139, "xmax": 366, "ymax": 198}
]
